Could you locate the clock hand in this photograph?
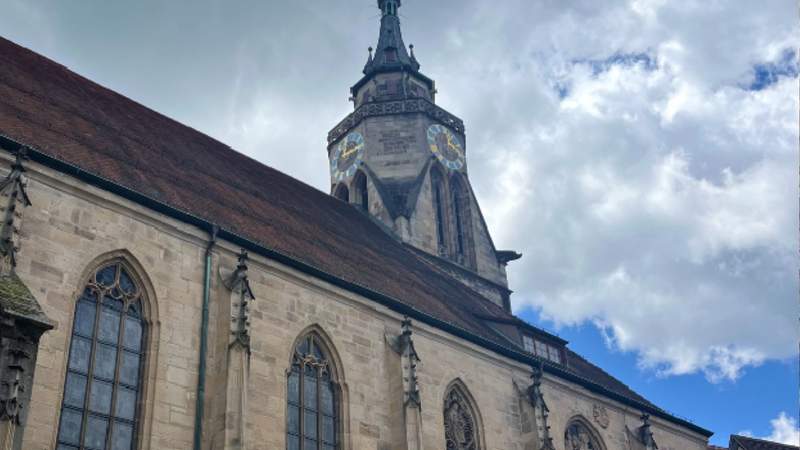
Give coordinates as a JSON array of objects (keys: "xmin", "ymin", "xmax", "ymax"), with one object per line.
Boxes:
[
  {"xmin": 446, "ymin": 136, "xmax": 463, "ymax": 156},
  {"xmin": 341, "ymin": 144, "xmax": 360, "ymax": 159}
]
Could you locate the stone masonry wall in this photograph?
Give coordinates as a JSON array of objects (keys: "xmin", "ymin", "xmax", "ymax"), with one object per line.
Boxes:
[{"xmin": 12, "ymin": 156, "xmax": 709, "ymax": 450}]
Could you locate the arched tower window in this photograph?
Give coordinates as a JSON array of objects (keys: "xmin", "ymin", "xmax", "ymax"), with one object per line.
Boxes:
[
  {"xmin": 286, "ymin": 333, "xmax": 340, "ymax": 450},
  {"xmin": 430, "ymin": 166, "xmax": 449, "ymax": 257},
  {"xmin": 56, "ymin": 261, "xmax": 147, "ymax": 450},
  {"xmin": 352, "ymin": 171, "xmax": 369, "ymax": 211},
  {"xmin": 450, "ymin": 175, "xmax": 473, "ymax": 266},
  {"xmin": 333, "ymin": 184, "xmax": 350, "ymax": 203},
  {"xmin": 564, "ymin": 418, "xmax": 605, "ymax": 450},
  {"xmin": 443, "ymin": 382, "xmax": 482, "ymax": 450}
]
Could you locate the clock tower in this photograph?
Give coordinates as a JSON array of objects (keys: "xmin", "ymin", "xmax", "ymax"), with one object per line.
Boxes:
[{"xmin": 327, "ymin": 0, "xmax": 520, "ymax": 309}]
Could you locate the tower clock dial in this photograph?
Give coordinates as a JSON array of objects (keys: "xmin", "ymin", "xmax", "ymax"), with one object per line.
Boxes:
[
  {"xmin": 427, "ymin": 124, "xmax": 465, "ymax": 170},
  {"xmin": 330, "ymin": 131, "xmax": 365, "ymax": 182}
]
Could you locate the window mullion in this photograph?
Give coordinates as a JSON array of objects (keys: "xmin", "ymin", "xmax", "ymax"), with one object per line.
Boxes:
[
  {"xmin": 105, "ymin": 300, "xmax": 127, "ymax": 450},
  {"xmin": 299, "ymin": 363, "xmax": 304, "ymax": 447},
  {"xmin": 79, "ymin": 288, "xmax": 103, "ymax": 448},
  {"xmin": 316, "ymin": 371, "xmax": 321, "ymax": 450}
]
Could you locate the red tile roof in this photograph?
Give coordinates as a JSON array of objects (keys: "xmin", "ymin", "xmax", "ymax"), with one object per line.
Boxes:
[
  {"xmin": 731, "ymin": 436, "xmax": 799, "ymax": 450},
  {"xmin": 0, "ymin": 35, "xmax": 707, "ymax": 434}
]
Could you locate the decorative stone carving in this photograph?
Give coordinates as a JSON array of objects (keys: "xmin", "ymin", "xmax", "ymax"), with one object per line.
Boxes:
[
  {"xmin": 0, "ymin": 147, "xmax": 31, "ymax": 275},
  {"xmin": 639, "ymin": 414, "xmax": 659, "ymax": 450},
  {"xmin": 223, "ymin": 249, "xmax": 255, "ymax": 351},
  {"xmin": 220, "ymin": 249, "xmax": 256, "ymax": 450},
  {"xmin": 593, "ymin": 404, "xmax": 609, "ymax": 429},
  {"xmin": 0, "ymin": 332, "xmax": 30, "ymax": 424},
  {"xmin": 328, "ymin": 98, "xmax": 465, "ymax": 145},
  {"xmin": 0, "ymin": 299, "xmax": 53, "ymax": 450},
  {"xmin": 526, "ymin": 363, "xmax": 555, "ymax": 449},
  {"xmin": 565, "ymin": 420, "xmax": 603, "ymax": 450},
  {"xmin": 387, "ymin": 317, "xmax": 422, "ymax": 408},
  {"xmin": 444, "ymin": 387, "xmax": 479, "ymax": 450},
  {"xmin": 386, "ymin": 317, "xmax": 423, "ymax": 450}
]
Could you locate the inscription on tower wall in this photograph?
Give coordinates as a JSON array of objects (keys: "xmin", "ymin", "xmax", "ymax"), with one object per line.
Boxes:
[{"xmin": 378, "ymin": 130, "xmax": 418, "ymax": 155}]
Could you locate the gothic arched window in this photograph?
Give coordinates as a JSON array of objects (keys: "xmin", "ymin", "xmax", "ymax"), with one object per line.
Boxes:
[
  {"xmin": 333, "ymin": 184, "xmax": 350, "ymax": 203},
  {"xmin": 564, "ymin": 419, "xmax": 604, "ymax": 450},
  {"xmin": 56, "ymin": 261, "xmax": 146, "ymax": 450},
  {"xmin": 352, "ymin": 171, "xmax": 369, "ymax": 211},
  {"xmin": 443, "ymin": 383, "xmax": 482, "ymax": 450},
  {"xmin": 286, "ymin": 333, "xmax": 339, "ymax": 450},
  {"xmin": 449, "ymin": 176, "xmax": 473, "ymax": 266},
  {"xmin": 430, "ymin": 167, "xmax": 449, "ymax": 256}
]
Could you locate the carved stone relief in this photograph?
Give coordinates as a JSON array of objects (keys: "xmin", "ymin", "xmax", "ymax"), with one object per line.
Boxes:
[{"xmin": 593, "ymin": 404, "xmax": 610, "ymax": 429}]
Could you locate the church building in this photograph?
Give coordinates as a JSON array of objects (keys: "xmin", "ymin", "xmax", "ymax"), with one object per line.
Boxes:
[{"xmin": 0, "ymin": 1, "xmax": 715, "ymax": 449}]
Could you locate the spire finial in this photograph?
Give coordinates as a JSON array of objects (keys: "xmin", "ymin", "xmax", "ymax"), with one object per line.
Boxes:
[
  {"xmin": 365, "ymin": 0, "xmax": 419, "ymax": 75},
  {"xmin": 379, "ymin": 0, "xmax": 401, "ymax": 16}
]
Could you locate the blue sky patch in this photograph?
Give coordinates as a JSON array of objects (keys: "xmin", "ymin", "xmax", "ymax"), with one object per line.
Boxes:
[
  {"xmin": 574, "ymin": 52, "xmax": 658, "ymax": 76},
  {"xmin": 554, "ymin": 52, "xmax": 657, "ymax": 98},
  {"xmin": 746, "ymin": 48, "xmax": 798, "ymax": 90}
]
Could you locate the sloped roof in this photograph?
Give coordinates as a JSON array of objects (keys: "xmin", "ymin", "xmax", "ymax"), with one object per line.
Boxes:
[
  {"xmin": 0, "ymin": 272, "xmax": 54, "ymax": 328},
  {"xmin": 731, "ymin": 436, "xmax": 799, "ymax": 450},
  {"xmin": 0, "ymin": 36, "xmax": 709, "ymax": 436}
]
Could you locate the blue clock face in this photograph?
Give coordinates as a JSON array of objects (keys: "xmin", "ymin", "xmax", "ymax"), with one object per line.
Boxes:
[
  {"xmin": 330, "ymin": 132, "xmax": 365, "ymax": 182},
  {"xmin": 427, "ymin": 124, "xmax": 465, "ymax": 171}
]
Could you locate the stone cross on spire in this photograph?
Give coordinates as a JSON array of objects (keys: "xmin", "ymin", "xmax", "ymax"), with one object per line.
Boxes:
[{"xmin": 364, "ymin": 0, "xmax": 420, "ymax": 75}]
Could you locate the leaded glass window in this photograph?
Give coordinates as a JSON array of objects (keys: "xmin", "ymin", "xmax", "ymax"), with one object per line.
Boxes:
[
  {"xmin": 444, "ymin": 385, "xmax": 481, "ymax": 450},
  {"xmin": 56, "ymin": 262, "xmax": 146, "ymax": 450},
  {"xmin": 522, "ymin": 336, "xmax": 534, "ymax": 353},
  {"xmin": 287, "ymin": 334, "xmax": 338, "ymax": 450},
  {"xmin": 535, "ymin": 341, "xmax": 548, "ymax": 358},
  {"xmin": 565, "ymin": 421, "xmax": 603, "ymax": 450}
]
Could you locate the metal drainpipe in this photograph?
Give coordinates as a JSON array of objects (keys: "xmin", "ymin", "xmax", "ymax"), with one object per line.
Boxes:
[{"xmin": 194, "ymin": 224, "xmax": 218, "ymax": 450}]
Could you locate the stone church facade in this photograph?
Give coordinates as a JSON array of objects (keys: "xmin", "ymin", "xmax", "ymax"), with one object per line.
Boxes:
[{"xmin": 0, "ymin": 1, "xmax": 714, "ymax": 450}]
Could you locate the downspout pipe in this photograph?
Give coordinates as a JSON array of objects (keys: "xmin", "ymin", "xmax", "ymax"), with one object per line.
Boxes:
[{"xmin": 194, "ymin": 224, "xmax": 218, "ymax": 450}]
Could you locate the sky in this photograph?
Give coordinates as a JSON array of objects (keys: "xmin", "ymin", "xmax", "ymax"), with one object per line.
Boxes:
[{"xmin": 1, "ymin": 0, "xmax": 797, "ymax": 446}]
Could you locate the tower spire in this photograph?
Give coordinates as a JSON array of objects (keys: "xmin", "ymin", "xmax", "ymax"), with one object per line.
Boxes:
[{"xmin": 364, "ymin": 0, "xmax": 420, "ymax": 75}]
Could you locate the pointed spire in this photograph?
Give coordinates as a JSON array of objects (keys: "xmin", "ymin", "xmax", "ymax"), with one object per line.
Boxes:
[{"xmin": 364, "ymin": 0, "xmax": 420, "ymax": 75}]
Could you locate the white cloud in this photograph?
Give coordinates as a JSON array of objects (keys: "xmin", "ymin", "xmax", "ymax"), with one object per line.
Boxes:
[
  {"xmin": 766, "ymin": 412, "xmax": 800, "ymax": 446},
  {"xmin": 741, "ymin": 412, "xmax": 800, "ymax": 446},
  {"xmin": 443, "ymin": 0, "xmax": 798, "ymax": 382}
]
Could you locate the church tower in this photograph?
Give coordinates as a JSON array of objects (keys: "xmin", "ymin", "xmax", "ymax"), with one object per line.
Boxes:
[{"xmin": 327, "ymin": 0, "xmax": 520, "ymax": 309}]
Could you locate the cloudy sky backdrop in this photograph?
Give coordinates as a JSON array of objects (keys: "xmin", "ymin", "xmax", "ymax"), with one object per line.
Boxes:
[{"xmin": 2, "ymin": 0, "xmax": 797, "ymax": 445}]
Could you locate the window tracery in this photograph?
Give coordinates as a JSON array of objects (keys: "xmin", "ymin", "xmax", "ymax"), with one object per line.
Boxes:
[
  {"xmin": 443, "ymin": 385, "xmax": 481, "ymax": 450},
  {"xmin": 565, "ymin": 420, "xmax": 603, "ymax": 450},
  {"xmin": 56, "ymin": 262, "xmax": 146, "ymax": 450},
  {"xmin": 286, "ymin": 333, "xmax": 338, "ymax": 450}
]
